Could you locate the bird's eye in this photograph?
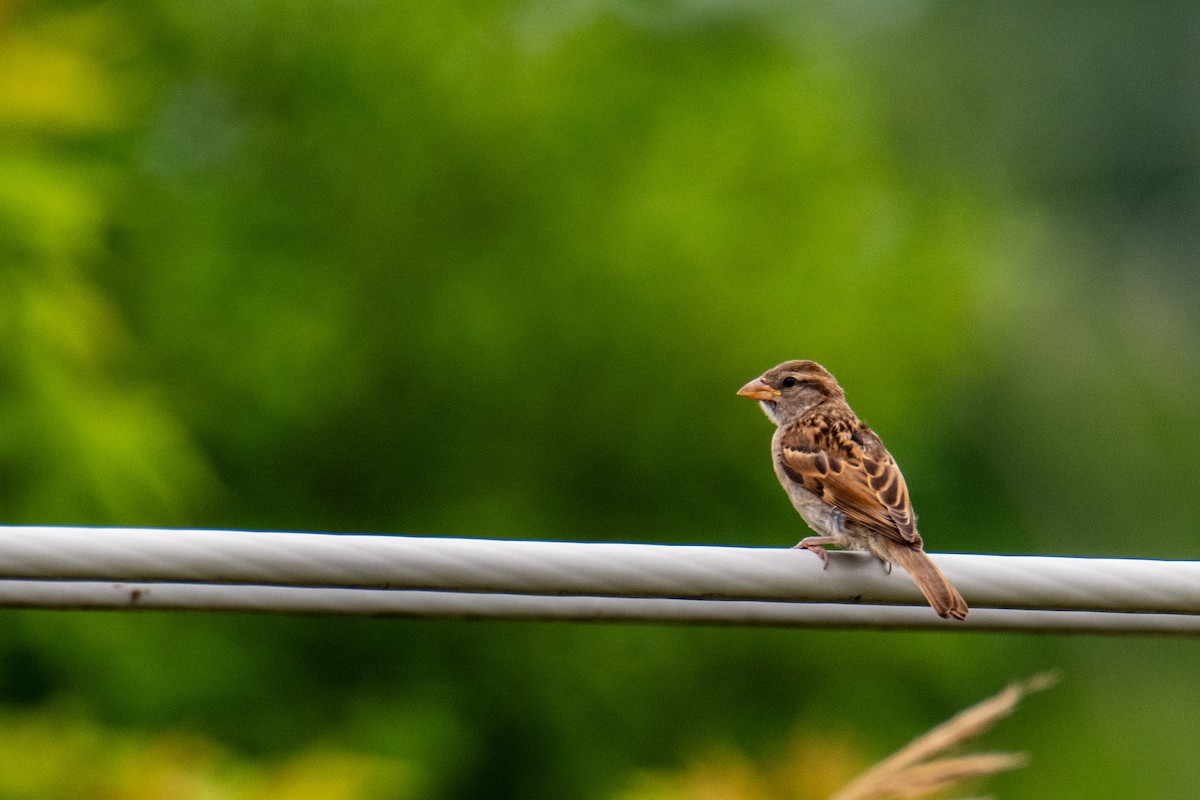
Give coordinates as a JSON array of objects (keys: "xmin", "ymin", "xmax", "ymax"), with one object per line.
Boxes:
[{"xmin": 781, "ymin": 377, "xmax": 797, "ymax": 388}]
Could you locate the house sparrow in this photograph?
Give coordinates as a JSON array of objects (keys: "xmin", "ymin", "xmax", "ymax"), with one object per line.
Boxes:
[{"xmin": 738, "ymin": 360, "xmax": 968, "ymax": 620}]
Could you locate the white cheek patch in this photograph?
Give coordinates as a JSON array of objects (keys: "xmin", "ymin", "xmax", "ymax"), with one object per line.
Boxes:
[{"xmin": 759, "ymin": 400, "xmax": 781, "ymax": 426}]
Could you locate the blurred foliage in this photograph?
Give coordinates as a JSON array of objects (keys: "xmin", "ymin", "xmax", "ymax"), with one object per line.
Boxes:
[
  {"xmin": 614, "ymin": 735, "xmax": 864, "ymax": 800},
  {"xmin": 0, "ymin": 1, "xmax": 213, "ymax": 524},
  {"xmin": 612, "ymin": 673, "xmax": 1046, "ymax": 800},
  {"xmin": 0, "ymin": 703, "xmax": 415, "ymax": 799},
  {"xmin": 1, "ymin": 1, "xmax": 1200, "ymax": 798}
]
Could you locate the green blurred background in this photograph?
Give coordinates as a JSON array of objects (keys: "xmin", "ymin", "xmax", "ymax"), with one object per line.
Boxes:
[{"xmin": 2, "ymin": 1, "xmax": 1199, "ymax": 797}]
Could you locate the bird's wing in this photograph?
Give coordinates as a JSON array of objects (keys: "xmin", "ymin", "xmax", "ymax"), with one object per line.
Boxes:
[{"xmin": 777, "ymin": 414, "xmax": 919, "ymax": 545}]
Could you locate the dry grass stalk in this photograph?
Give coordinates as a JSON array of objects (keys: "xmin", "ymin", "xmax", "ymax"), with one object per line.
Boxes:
[{"xmin": 827, "ymin": 673, "xmax": 1056, "ymax": 800}]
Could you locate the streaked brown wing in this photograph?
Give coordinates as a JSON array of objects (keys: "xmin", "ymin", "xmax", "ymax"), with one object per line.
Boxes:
[{"xmin": 778, "ymin": 415, "xmax": 919, "ymax": 544}]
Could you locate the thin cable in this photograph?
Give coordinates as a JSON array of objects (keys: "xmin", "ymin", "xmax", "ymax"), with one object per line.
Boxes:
[
  {"xmin": 1, "ymin": 581, "xmax": 1198, "ymax": 636},
  {"xmin": 2, "ymin": 526, "xmax": 1200, "ymax": 615}
]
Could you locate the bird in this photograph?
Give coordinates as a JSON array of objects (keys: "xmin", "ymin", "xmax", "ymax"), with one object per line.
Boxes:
[{"xmin": 737, "ymin": 360, "xmax": 968, "ymax": 620}]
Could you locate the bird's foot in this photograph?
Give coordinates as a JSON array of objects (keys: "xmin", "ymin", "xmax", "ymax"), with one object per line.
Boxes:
[{"xmin": 793, "ymin": 537, "xmax": 832, "ymax": 569}]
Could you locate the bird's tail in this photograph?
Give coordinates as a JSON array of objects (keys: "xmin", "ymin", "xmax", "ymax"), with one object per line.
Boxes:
[{"xmin": 881, "ymin": 540, "xmax": 969, "ymax": 620}]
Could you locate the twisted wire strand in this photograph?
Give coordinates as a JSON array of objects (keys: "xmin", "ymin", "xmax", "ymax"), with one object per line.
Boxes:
[{"xmin": 2, "ymin": 526, "xmax": 1200, "ymax": 620}]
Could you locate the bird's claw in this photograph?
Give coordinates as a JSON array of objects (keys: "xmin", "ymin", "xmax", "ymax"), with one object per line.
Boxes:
[{"xmin": 793, "ymin": 541, "xmax": 829, "ymax": 569}]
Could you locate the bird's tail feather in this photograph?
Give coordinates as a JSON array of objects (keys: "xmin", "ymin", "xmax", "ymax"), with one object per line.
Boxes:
[{"xmin": 882, "ymin": 541, "xmax": 969, "ymax": 620}]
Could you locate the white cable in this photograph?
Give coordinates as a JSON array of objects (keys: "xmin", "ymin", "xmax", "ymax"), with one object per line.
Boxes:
[
  {"xmin": 1, "ymin": 526, "xmax": 1200, "ymax": 617},
  {"xmin": 1, "ymin": 581, "xmax": 1198, "ymax": 635}
]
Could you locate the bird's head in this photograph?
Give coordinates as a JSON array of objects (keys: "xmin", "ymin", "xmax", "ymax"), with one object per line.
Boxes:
[{"xmin": 737, "ymin": 360, "xmax": 843, "ymax": 426}]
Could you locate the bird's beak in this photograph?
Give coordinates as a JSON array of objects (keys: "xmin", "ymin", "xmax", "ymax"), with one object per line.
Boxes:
[{"xmin": 737, "ymin": 377, "xmax": 780, "ymax": 401}]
